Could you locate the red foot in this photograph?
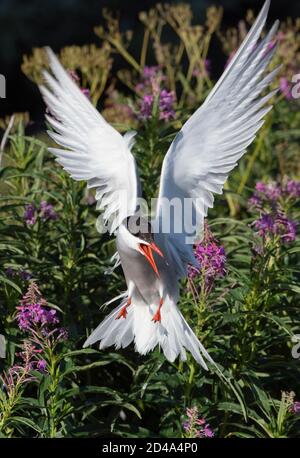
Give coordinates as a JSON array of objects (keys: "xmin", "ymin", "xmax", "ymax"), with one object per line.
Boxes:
[
  {"xmin": 152, "ymin": 309, "xmax": 161, "ymax": 322},
  {"xmin": 116, "ymin": 298, "xmax": 131, "ymax": 320},
  {"xmin": 152, "ymin": 299, "xmax": 163, "ymax": 323},
  {"xmin": 116, "ymin": 306, "xmax": 128, "ymax": 319}
]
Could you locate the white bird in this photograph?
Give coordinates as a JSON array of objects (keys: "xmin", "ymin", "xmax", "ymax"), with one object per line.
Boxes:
[{"xmin": 39, "ymin": 0, "xmax": 279, "ymax": 369}]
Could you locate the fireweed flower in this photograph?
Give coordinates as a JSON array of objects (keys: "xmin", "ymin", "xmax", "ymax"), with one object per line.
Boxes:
[
  {"xmin": 159, "ymin": 89, "xmax": 176, "ymax": 121},
  {"xmin": 253, "ymin": 213, "xmax": 297, "ymax": 242},
  {"xmin": 16, "ymin": 282, "xmax": 67, "ymax": 344},
  {"xmin": 254, "ymin": 181, "xmax": 282, "ymax": 202},
  {"xmin": 254, "ymin": 213, "xmax": 274, "ymax": 237},
  {"xmin": 0, "ymin": 339, "xmax": 49, "ymax": 435},
  {"xmin": 249, "ymin": 178, "xmax": 298, "ymax": 243},
  {"xmin": 182, "ymin": 407, "xmax": 214, "ymax": 438},
  {"xmin": 136, "ymin": 66, "xmax": 176, "ymax": 122},
  {"xmin": 135, "ymin": 66, "xmax": 163, "ymax": 94},
  {"xmin": 24, "ymin": 204, "xmax": 37, "ymax": 225},
  {"xmin": 16, "ymin": 302, "xmax": 58, "ymax": 331},
  {"xmin": 290, "ymin": 401, "xmax": 300, "ymax": 414},
  {"xmin": 23, "ymin": 201, "xmax": 58, "ymax": 226},
  {"xmin": 6, "ymin": 268, "xmax": 32, "ymax": 281},
  {"xmin": 1, "ymin": 284, "xmax": 66, "ymax": 432},
  {"xmin": 39, "ymin": 201, "xmax": 58, "ymax": 221},
  {"xmin": 19, "ymin": 270, "xmax": 32, "ymax": 281},
  {"xmin": 36, "ymin": 359, "xmax": 47, "ymax": 373},
  {"xmin": 2, "ymin": 283, "xmax": 67, "ymax": 395},
  {"xmin": 1, "ymin": 341, "xmax": 40, "ymax": 394},
  {"xmin": 16, "ymin": 341, "xmax": 48, "ymax": 373},
  {"xmin": 188, "ymin": 227, "xmax": 226, "ymax": 294},
  {"xmin": 143, "ymin": 66, "xmax": 160, "ymax": 80},
  {"xmin": 274, "ymin": 214, "xmax": 297, "ymax": 242},
  {"xmin": 5, "ymin": 267, "xmax": 15, "ymax": 278},
  {"xmin": 284, "ymin": 179, "xmax": 300, "ymax": 198},
  {"xmin": 140, "ymin": 94, "xmax": 154, "ymax": 119}
]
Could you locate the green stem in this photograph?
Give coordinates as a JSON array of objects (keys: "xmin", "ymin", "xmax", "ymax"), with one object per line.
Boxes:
[{"xmin": 47, "ymin": 349, "xmax": 60, "ymax": 438}]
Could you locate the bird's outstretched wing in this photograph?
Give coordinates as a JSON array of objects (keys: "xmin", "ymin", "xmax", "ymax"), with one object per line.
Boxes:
[
  {"xmin": 39, "ymin": 47, "xmax": 141, "ymax": 234},
  {"xmin": 155, "ymin": 0, "xmax": 279, "ymax": 276}
]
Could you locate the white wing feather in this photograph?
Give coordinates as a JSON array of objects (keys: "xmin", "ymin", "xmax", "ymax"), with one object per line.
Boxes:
[
  {"xmin": 156, "ymin": 0, "xmax": 279, "ymax": 275},
  {"xmin": 39, "ymin": 47, "xmax": 140, "ymax": 234}
]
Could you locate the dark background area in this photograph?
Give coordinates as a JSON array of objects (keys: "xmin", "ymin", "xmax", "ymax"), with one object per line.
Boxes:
[{"xmin": 0, "ymin": 0, "xmax": 299, "ymax": 119}]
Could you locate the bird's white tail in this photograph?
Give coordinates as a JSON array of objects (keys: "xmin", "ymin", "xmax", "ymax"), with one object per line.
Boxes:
[{"xmin": 83, "ymin": 296, "xmax": 213, "ymax": 369}]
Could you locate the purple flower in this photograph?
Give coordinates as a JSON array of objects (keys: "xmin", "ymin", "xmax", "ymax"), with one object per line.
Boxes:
[
  {"xmin": 16, "ymin": 283, "xmax": 68, "ymax": 347},
  {"xmin": 81, "ymin": 88, "xmax": 91, "ymax": 99},
  {"xmin": 24, "ymin": 204, "xmax": 37, "ymax": 225},
  {"xmin": 19, "ymin": 270, "xmax": 32, "ymax": 281},
  {"xmin": 1, "ymin": 341, "xmax": 39, "ymax": 391},
  {"xmin": 183, "ymin": 406, "xmax": 214, "ymax": 438},
  {"xmin": 24, "ymin": 201, "xmax": 58, "ymax": 225},
  {"xmin": 16, "ymin": 283, "xmax": 59, "ymax": 331},
  {"xmin": 16, "ymin": 302, "xmax": 58, "ymax": 330},
  {"xmin": 6, "ymin": 267, "xmax": 15, "ymax": 278},
  {"xmin": 254, "ymin": 214, "xmax": 274, "ymax": 237},
  {"xmin": 203, "ymin": 425, "xmax": 214, "ymax": 438},
  {"xmin": 39, "ymin": 201, "xmax": 58, "ymax": 221},
  {"xmin": 284, "ymin": 179, "xmax": 300, "ymax": 198},
  {"xmin": 274, "ymin": 214, "xmax": 297, "ymax": 242},
  {"xmin": 248, "ymin": 195, "xmax": 262, "ymax": 211},
  {"xmin": 290, "ymin": 401, "xmax": 300, "ymax": 414},
  {"xmin": 56, "ymin": 328, "xmax": 68, "ymax": 341},
  {"xmin": 159, "ymin": 89, "xmax": 176, "ymax": 121},
  {"xmin": 136, "ymin": 67, "xmax": 175, "ymax": 122},
  {"xmin": 36, "ymin": 359, "xmax": 47, "ymax": 373},
  {"xmin": 250, "ymin": 177, "xmax": 300, "ymax": 204},
  {"xmin": 254, "ymin": 213, "xmax": 297, "ymax": 242},
  {"xmin": 143, "ymin": 66, "xmax": 160, "ymax": 79},
  {"xmin": 188, "ymin": 228, "xmax": 226, "ymax": 292},
  {"xmin": 255, "ymin": 182, "xmax": 267, "ymax": 193},
  {"xmin": 1, "ymin": 341, "xmax": 51, "ymax": 395},
  {"xmin": 249, "ymin": 179, "xmax": 299, "ymax": 244},
  {"xmin": 6, "ymin": 268, "xmax": 31, "ymax": 281},
  {"xmin": 140, "ymin": 94, "xmax": 154, "ymax": 120},
  {"xmin": 255, "ymin": 181, "xmax": 281, "ymax": 201}
]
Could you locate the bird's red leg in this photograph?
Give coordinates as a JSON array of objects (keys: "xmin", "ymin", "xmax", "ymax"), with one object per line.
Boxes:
[
  {"xmin": 116, "ymin": 298, "xmax": 131, "ymax": 320},
  {"xmin": 152, "ymin": 298, "xmax": 163, "ymax": 323}
]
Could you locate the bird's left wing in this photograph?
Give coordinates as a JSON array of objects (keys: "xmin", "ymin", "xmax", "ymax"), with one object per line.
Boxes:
[
  {"xmin": 39, "ymin": 47, "xmax": 140, "ymax": 234},
  {"xmin": 155, "ymin": 0, "xmax": 279, "ymax": 276}
]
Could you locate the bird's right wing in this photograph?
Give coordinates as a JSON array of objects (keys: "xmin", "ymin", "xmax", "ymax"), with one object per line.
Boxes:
[
  {"xmin": 39, "ymin": 47, "xmax": 141, "ymax": 234},
  {"xmin": 155, "ymin": 0, "xmax": 279, "ymax": 277}
]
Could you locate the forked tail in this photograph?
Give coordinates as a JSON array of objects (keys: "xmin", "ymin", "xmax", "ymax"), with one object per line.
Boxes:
[{"xmin": 83, "ymin": 296, "xmax": 213, "ymax": 369}]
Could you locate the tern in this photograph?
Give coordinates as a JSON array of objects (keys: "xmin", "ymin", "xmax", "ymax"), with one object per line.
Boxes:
[{"xmin": 39, "ymin": 0, "xmax": 279, "ymax": 369}]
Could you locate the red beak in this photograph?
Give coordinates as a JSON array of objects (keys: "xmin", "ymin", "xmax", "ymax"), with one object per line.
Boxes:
[{"xmin": 139, "ymin": 242, "xmax": 164, "ymax": 276}]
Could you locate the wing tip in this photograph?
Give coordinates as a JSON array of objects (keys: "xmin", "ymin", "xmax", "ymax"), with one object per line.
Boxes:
[
  {"xmin": 44, "ymin": 46, "xmax": 55, "ymax": 62},
  {"xmin": 261, "ymin": 0, "xmax": 271, "ymax": 17},
  {"xmin": 82, "ymin": 339, "xmax": 91, "ymax": 349}
]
